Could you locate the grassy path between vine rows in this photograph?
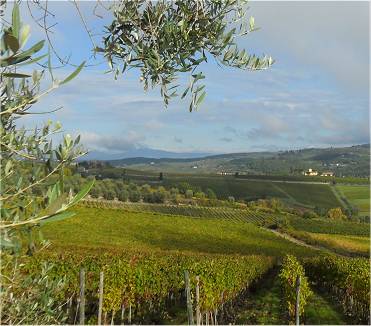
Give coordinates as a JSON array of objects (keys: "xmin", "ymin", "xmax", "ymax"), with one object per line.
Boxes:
[
  {"xmin": 267, "ymin": 228, "xmax": 369, "ymax": 258},
  {"xmin": 266, "ymin": 229, "xmax": 333, "ymax": 254},
  {"xmin": 235, "ymin": 269, "xmax": 348, "ymax": 325}
]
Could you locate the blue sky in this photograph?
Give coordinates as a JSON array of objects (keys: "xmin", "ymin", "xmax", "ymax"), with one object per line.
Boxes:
[{"xmin": 13, "ymin": 1, "xmax": 370, "ymax": 156}]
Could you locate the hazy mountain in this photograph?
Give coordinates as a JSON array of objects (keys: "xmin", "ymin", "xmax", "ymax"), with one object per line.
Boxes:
[{"xmin": 81, "ymin": 148, "xmax": 213, "ymax": 161}]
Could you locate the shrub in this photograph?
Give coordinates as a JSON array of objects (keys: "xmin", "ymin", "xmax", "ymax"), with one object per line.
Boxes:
[
  {"xmin": 185, "ymin": 189, "xmax": 193, "ymax": 199},
  {"xmin": 327, "ymin": 207, "xmax": 347, "ymax": 220},
  {"xmin": 302, "ymin": 211, "xmax": 319, "ymax": 219},
  {"xmin": 206, "ymin": 188, "xmax": 217, "ymax": 199},
  {"xmin": 195, "ymin": 191, "xmax": 206, "ymax": 199},
  {"xmin": 118, "ymin": 190, "xmax": 129, "ymax": 202},
  {"xmin": 129, "ymin": 190, "xmax": 141, "ymax": 202}
]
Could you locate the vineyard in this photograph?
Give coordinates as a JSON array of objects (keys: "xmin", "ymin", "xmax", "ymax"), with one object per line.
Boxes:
[
  {"xmin": 27, "ymin": 204, "xmax": 370, "ymax": 324},
  {"xmin": 304, "ymin": 255, "xmax": 370, "ymax": 324},
  {"xmin": 26, "ymin": 251, "xmax": 274, "ymax": 324},
  {"xmin": 42, "ymin": 206, "xmax": 317, "ymax": 258},
  {"xmin": 81, "ymin": 199, "xmax": 279, "ymax": 224},
  {"xmin": 160, "ymin": 176, "xmax": 342, "ymax": 209},
  {"xmin": 286, "ymin": 216, "xmax": 369, "ymax": 236},
  {"xmin": 80, "ymin": 199, "xmax": 370, "ymax": 237}
]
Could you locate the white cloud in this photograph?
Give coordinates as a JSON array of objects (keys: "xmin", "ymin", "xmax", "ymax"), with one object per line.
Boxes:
[{"xmin": 79, "ymin": 131, "xmax": 145, "ymax": 153}]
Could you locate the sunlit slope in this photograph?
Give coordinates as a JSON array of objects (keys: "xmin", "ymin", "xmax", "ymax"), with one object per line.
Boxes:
[{"xmin": 43, "ymin": 207, "xmax": 318, "ymax": 257}]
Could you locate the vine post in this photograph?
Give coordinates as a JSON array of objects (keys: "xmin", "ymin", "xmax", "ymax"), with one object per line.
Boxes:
[
  {"xmin": 98, "ymin": 271, "xmax": 104, "ymax": 325},
  {"xmin": 196, "ymin": 276, "xmax": 201, "ymax": 325},
  {"xmin": 120, "ymin": 304, "xmax": 125, "ymax": 324},
  {"xmin": 184, "ymin": 270, "xmax": 194, "ymax": 325},
  {"xmin": 79, "ymin": 268, "xmax": 85, "ymax": 325},
  {"xmin": 295, "ymin": 275, "xmax": 301, "ymax": 325}
]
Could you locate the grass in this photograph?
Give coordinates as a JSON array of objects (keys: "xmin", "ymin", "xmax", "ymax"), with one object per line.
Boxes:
[
  {"xmin": 235, "ymin": 269, "xmax": 285, "ymax": 325},
  {"xmin": 235, "ymin": 269, "xmax": 348, "ymax": 325},
  {"xmin": 305, "ymin": 289, "xmax": 349, "ymax": 325},
  {"xmin": 274, "ymin": 182, "xmax": 341, "ymax": 208},
  {"xmin": 336, "ymin": 184, "xmax": 370, "ymax": 216},
  {"xmin": 306, "ymin": 233, "xmax": 370, "ymax": 256},
  {"xmin": 285, "ymin": 230, "xmax": 370, "ymax": 257},
  {"xmin": 42, "ymin": 206, "xmax": 318, "ymax": 258}
]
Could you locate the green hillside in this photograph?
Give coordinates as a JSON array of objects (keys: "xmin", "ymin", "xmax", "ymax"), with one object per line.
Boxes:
[
  {"xmin": 106, "ymin": 144, "xmax": 370, "ymax": 177},
  {"xmin": 43, "ymin": 207, "xmax": 316, "ymax": 258},
  {"xmin": 161, "ymin": 176, "xmax": 342, "ymax": 209},
  {"xmin": 336, "ymin": 185, "xmax": 370, "ymax": 216}
]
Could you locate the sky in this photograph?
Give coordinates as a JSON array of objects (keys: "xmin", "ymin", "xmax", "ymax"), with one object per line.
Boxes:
[{"xmin": 9, "ymin": 1, "xmax": 371, "ymax": 157}]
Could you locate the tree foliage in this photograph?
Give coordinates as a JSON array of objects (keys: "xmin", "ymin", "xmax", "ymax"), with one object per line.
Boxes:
[
  {"xmin": 0, "ymin": 4, "xmax": 92, "ymax": 323},
  {"xmin": 100, "ymin": 0, "xmax": 273, "ymax": 111},
  {"xmin": 0, "ymin": 3, "xmax": 92, "ymax": 252}
]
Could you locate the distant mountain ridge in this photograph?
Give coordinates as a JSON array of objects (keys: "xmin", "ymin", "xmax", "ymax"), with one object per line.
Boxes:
[
  {"xmin": 101, "ymin": 144, "xmax": 370, "ymax": 177},
  {"xmin": 81, "ymin": 148, "xmax": 213, "ymax": 161}
]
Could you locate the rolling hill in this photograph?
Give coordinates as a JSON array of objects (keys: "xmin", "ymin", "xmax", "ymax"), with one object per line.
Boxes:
[{"xmin": 105, "ymin": 144, "xmax": 370, "ymax": 177}]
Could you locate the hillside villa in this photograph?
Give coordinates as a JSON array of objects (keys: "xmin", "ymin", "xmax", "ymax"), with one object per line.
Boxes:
[
  {"xmin": 303, "ymin": 168, "xmax": 334, "ymax": 177},
  {"xmin": 303, "ymin": 168, "xmax": 318, "ymax": 176},
  {"xmin": 321, "ymin": 171, "xmax": 334, "ymax": 177}
]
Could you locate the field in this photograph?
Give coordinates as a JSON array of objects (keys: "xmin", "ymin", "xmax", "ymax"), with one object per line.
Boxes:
[
  {"xmin": 42, "ymin": 206, "xmax": 317, "ymax": 258},
  {"xmin": 161, "ymin": 176, "xmax": 342, "ymax": 209},
  {"xmin": 287, "ymin": 216, "xmax": 369, "ymax": 236},
  {"xmin": 336, "ymin": 184, "xmax": 370, "ymax": 216},
  {"xmin": 284, "ymin": 230, "xmax": 369, "ymax": 257},
  {"xmin": 34, "ymin": 205, "xmax": 369, "ymax": 324},
  {"xmin": 82, "ymin": 200, "xmax": 370, "ymax": 237}
]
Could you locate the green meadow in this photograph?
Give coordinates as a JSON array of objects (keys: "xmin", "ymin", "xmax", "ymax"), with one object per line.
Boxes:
[{"xmin": 337, "ymin": 184, "xmax": 370, "ymax": 216}]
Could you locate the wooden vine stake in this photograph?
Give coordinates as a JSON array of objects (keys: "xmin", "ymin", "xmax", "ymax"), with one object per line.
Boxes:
[
  {"xmin": 184, "ymin": 270, "xmax": 194, "ymax": 325},
  {"xmin": 120, "ymin": 303, "xmax": 125, "ymax": 324},
  {"xmin": 79, "ymin": 268, "xmax": 85, "ymax": 325},
  {"xmin": 111, "ymin": 311, "xmax": 115, "ymax": 325},
  {"xmin": 98, "ymin": 271, "xmax": 104, "ymax": 325},
  {"xmin": 196, "ymin": 276, "xmax": 201, "ymax": 325},
  {"xmin": 295, "ymin": 275, "xmax": 301, "ymax": 326}
]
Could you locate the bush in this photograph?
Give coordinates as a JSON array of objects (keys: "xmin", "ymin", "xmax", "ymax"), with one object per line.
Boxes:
[
  {"xmin": 153, "ymin": 190, "xmax": 166, "ymax": 203},
  {"xmin": 103, "ymin": 189, "xmax": 116, "ymax": 200},
  {"xmin": 129, "ymin": 190, "xmax": 141, "ymax": 202},
  {"xmin": 195, "ymin": 191, "xmax": 206, "ymax": 199},
  {"xmin": 185, "ymin": 189, "xmax": 193, "ymax": 199},
  {"xmin": 302, "ymin": 211, "xmax": 319, "ymax": 219},
  {"xmin": 117, "ymin": 190, "xmax": 129, "ymax": 202},
  {"xmin": 279, "ymin": 255, "xmax": 312, "ymax": 321},
  {"xmin": 327, "ymin": 207, "xmax": 347, "ymax": 220},
  {"xmin": 206, "ymin": 188, "xmax": 217, "ymax": 199}
]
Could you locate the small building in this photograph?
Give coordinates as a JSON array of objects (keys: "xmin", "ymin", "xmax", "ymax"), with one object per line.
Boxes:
[
  {"xmin": 321, "ymin": 171, "xmax": 334, "ymax": 177},
  {"xmin": 304, "ymin": 168, "xmax": 318, "ymax": 176},
  {"xmin": 217, "ymin": 171, "xmax": 234, "ymax": 176}
]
